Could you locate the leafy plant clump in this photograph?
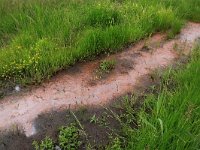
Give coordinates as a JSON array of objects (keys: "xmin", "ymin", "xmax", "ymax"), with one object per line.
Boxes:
[
  {"xmin": 32, "ymin": 137, "xmax": 54, "ymax": 150},
  {"xmin": 58, "ymin": 124, "xmax": 82, "ymax": 150},
  {"xmin": 32, "ymin": 124, "xmax": 82, "ymax": 150},
  {"xmin": 95, "ymin": 59, "xmax": 116, "ymax": 79},
  {"xmin": 99, "ymin": 59, "xmax": 116, "ymax": 73}
]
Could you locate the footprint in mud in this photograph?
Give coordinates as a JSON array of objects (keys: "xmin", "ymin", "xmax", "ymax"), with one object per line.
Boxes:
[
  {"xmin": 65, "ymin": 64, "xmax": 82, "ymax": 75},
  {"xmin": 117, "ymin": 58, "xmax": 135, "ymax": 74},
  {"xmin": 140, "ymin": 45, "xmax": 151, "ymax": 52}
]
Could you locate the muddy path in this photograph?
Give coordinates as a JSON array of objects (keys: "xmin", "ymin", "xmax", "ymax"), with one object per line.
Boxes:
[{"xmin": 0, "ymin": 22, "xmax": 200, "ymax": 138}]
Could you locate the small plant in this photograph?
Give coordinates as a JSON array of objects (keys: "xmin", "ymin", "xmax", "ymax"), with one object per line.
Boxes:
[
  {"xmin": 58, "ymin": 123, "xmax": 82, "ymax": 150},
  {"xmin": 90, "ymin": 114, "xmax": 98, "ymax": 124},
  {"xmin": 106, "ymin": 137, "xmax": 122, "ymax": 150},
  {"xmin": 95, "ymin": 59, "xmax": 116, "ymax": 79},
  {"xmin": 32, "ymin": 136, "xmax": 54, "ymax": 150},
  {"xmin": 99, "ymin": 59, "xmax": 116, "ymax": 73}
]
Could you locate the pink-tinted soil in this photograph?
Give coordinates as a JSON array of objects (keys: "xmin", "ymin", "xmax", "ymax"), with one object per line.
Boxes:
[{"xmin": 0, "ymin": 22, "xmax": 200, "ymax": 137}]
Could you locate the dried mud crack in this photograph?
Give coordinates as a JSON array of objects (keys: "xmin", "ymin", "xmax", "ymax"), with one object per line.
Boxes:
[{"xmin": 0, "ymin": 22, "xmax": 200, "ymax": 138}]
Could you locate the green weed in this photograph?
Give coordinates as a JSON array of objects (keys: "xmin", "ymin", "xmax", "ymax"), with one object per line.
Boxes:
[
  {"xmin": 32, "ymin": 137, "xmax": 54, "ymax": 150},
  {"xmin": 32, "ymin": 123, "xmax": 82, "ymax": 150},
  {"xmin": 90, "ymin": 114, "xmax": 98, "ymax": 124},
  {"xmin": 99, "ymin": 59, "xmax": 116, "ymax": 73},
  {"xmin": 106, "ymin": 137, "xmax": 122, "ymax": 150},
  {"xmin": 95, "ymin": 59, "xmax": 116, "ymax": 79},
  {"xmin": 58, "ymin": 123, "xmax": 82, "ymax": 150}
]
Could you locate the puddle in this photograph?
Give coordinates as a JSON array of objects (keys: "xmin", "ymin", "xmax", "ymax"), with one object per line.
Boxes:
[{"xmin": 0, "ymin": 22, "xmax": 200, "ymax": 137}]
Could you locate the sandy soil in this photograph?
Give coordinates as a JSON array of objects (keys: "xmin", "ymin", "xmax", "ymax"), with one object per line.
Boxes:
[{"xmin": 0, "ymin": 22, "xmax": 200, "ymax": 137}]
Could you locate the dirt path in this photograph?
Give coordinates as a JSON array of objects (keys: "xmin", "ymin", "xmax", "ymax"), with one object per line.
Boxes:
[{"xmin": 0, "ymin": 22, "xmax": 200, "ymax": 137}]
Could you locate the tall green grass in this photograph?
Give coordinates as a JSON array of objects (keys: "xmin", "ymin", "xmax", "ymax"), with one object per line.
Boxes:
[
  {"xmin": 0, "ymin": 0, "xmax": 200, "ymax": 85},
  {"xmin": 107, "ymin": 47, "xmax": 200, "ymax": 149}
]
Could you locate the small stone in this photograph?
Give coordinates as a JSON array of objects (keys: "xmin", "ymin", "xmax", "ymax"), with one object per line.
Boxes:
[
  {"xmin": 15, "ymin": 85, "xmax": 20, "ymax": 92},
  {"xmin": 55, "ymin": 145, "xmax": 61, "ymax": 150}
]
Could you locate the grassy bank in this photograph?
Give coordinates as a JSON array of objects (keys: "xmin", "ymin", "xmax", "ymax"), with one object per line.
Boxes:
[
  {"xmin": 107, "ymin": 47, "xmax": 200, "ymax": 149},
  {"xmin": 32, "ymin": 46, "xmax": 200, "ymax": 149},
  {"xmin": 0, "ymin": 0, "xmax": 200, "ymax": 86}
]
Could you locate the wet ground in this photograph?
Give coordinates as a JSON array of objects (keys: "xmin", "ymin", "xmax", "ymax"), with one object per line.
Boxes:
[{"xmin": 0, "ymin": 22, "xmax": 200, "ymax": 149}]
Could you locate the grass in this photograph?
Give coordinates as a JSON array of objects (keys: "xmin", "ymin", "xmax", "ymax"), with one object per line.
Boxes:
[
  {"xmin": 96, "ymin": 59, "xmax": 116, "ymax": 78},
  {"xmin": 33, "ymin": 123, "xmax": 82, "ymax": 150},
  {"xmin": 0, "ymin": 0, "xmax": 200, "ymax": 88},
  {"xmin": 32, "ymin": 137, "xmax": 54, "ymax": 150},
  {"xmin": 32, "ymin": 46, "xmax": 200, "ymax": 149},
  {"xmin": 99, "ymin": 59, "xmax": 116, "ymax": 73},
  {"xmin": 107, "ymin": 47, "xmax": 200, "ymax": 149}
]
